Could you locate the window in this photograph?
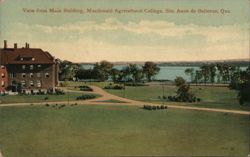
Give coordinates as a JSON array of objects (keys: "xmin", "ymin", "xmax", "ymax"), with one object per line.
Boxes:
[
  {"xmin": 37, "ymin": 65, "xmax": 41, "ymax": 68},
  {"xmin": 30, "ymin": 65, "xmax": 34, "ymax": 70},
  {"xmin": 9, "ymin": 73, "xmax": 16, "ymax": 78},
  {"xmin": 21, "ymin": 80, "xmax": 26, "ymax": 87},
  {"xmin": 20, "ymin": 58, "xmax": 24, "ymax": 61},
  {"xmin": 1, "ymin": 81, "xmax": 4, "ymax": 87},
  {"xmin": 37, "ymin": 80, "xmax": 41, "ymax": 87},
  {"xmin": 37, "ymin": 73, "xmax": 41, "ymax": 77},
  {"xmin": 30, "ymin": 73, "xmax": 34, "ymax": 78},
  {"xmin": 22, "ymin": 65, "xmax": 26, "ymax": 70},
  {"xmin": 9, "ymin": 73, "xmax": 13, "ymax": 78},
  {"xmin": 45, "ymin": 73, "xmax": 49, "ymax": 78},
  {"xmin": 22, "ymin": 73, "xmax": 26, "ymax": 78},
  {"xmin": 32, "ymin": 58, "xmax": 35, "ymax": 61},
  {"xmin": 1, "ymin": 73, "xmax": 4, "ymax": 78},
  {"xmin": 30, "ymin": 81, "xmax": 34, "ymax": 87}
]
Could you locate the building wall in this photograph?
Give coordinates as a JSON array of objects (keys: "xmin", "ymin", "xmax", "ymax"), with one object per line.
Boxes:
[
  {"xmin": 7, "ymin": 64, "xmax": 56, "ymax": 91},
  {"xmin": 0, "ymin": 65, "xmax": 8, "ymax": 92}
]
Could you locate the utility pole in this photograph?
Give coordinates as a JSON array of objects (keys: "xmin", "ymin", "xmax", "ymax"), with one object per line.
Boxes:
[
  {"xmin": 123, "ymin": 83, "xmax": 126, "ymax": 98},
  {"xmin": 162, "ymin": 81, "xmax": 165, "ymax": 105}
]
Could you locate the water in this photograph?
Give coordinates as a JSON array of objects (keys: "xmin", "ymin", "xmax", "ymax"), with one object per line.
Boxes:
[
  {"xmin": 81, "ymin": 64, "xmax": 248, "ymax": 81},
  {"xmin": 81, "ymin": 64, "xmax": 198, "ymax": 81},
  {"xmin": 155, "ymin": 66, "xmax": 199, "ymax": 81}
]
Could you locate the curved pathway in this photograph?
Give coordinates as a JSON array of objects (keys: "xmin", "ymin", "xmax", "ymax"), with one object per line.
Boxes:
[{"xmin": 0, "ymin": 85, "xmax": 249, "ymax": 115}]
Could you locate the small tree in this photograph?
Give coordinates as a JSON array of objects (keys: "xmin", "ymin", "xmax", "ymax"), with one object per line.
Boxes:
[
  {"xmin": 174, "ymin": 77, "xmax": 196, "ymax": 102},
  {"xmin": 175, "ymin": 77, "xmax": 186, "ymax": 87}
]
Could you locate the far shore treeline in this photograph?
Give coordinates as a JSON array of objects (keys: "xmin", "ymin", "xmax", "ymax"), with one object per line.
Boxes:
[{"xmin": 58, "ymin": 60, "xmax": 250, "ymax": 105}]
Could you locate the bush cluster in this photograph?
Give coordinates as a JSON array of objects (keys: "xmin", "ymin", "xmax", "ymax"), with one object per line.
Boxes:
[
  {"xmin": 47, "ymin": 88, "xmax": 65, "ymax": 95},
  {"xmin": 76, "ymin": 94, "xmax": 96, "ymax": 100},
  {"xmin": 79, "ymin": 86, "xmax": 93, "ymax": 91},
  {"xmin": 104, "ymin": 85, "xmax": 124, "ymax": 90},
  {"xmin": 166, "ymin": 95, "xmax": 201, "ymax": 103},
  {"xmin": 143, "ymin": 105, "xmax": 168, "ymax": 110},
  {"xmin": 125, "ymin": 83, "xmax": 147, "ymax": 86},
  {"xmin": 44, "ymin": 103, "xmax": 78, "ymax": 109}
]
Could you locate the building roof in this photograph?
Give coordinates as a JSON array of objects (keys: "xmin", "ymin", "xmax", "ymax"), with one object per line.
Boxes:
[{"xmin": 0, "ymin": 48, "xmax": 55, "ymax": 65}]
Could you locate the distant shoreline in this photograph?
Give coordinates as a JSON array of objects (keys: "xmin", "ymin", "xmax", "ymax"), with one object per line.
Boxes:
[{"xmin": 78, "ymin": 59, "xmax": 250, "ymax": 67}]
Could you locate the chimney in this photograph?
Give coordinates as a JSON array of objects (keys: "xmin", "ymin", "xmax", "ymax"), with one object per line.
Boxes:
[
  {"xmin": 25, "ymin": 42, "xmax": 29, "ymax": 48},
  {"xmin": 14, "ymin": 43, "xmax": 17, "ymax": 49},
  {"xmin": 4, "ymin": 40, "xmax": 7, "ymax": 49},
  {"xmin": 28, "ymin": 43, "xmax": 30, "ymax": 48}
]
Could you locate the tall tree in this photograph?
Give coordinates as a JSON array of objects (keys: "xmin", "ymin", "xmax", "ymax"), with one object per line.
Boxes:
[
  {"xmin": 209, "ymin": 64, "xmax": 216, "ymax": 84},
  {"xmin": 200, "ymin": 65, "xmax": 210, "ymax": 85},
  {"xmin": 194, "ymin": 70, "xmax": 202, "ymax": 85},
  {"xmin": 237, "ymin": 67, "xmax": 250, "ymax": 105},
  {"xmin": 126, "ymin": 64, "xmax": 144, "ymax": 84},
  {"xmin": 58, "ymin": 60, "xmax": 80, "ymax": 81},
  {"xmin": 93, "ymin": 61, "xmax": 113, "ymax": 81},
  {"xmin": 185, "ymin": 68, "xmax": 194, "ymax": 83},
  {"xmin": 142, "ymin": 62, "xmax": 160, "ymax": 82},
  {"xmin": 110, "ymin": 68, "xmax": 121, "ymax": 83}
]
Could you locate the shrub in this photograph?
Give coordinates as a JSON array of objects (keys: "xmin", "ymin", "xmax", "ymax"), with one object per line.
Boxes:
[
  {"xmin": 152, "ymin": 106, "xmax": 157, "ymax": 110},
  {"xmin": 125, "ymin": 83, "xmax": 147, "ymax": 86},
  {"xmin": 76, "ymin": 94, "xmax": 96, "ymax": 100},
  {"xmin": 55, "ymin": 89, "xmax": 65, "ymax": 95},
  {"xmin": 60, "ymin": 82, "xmax": 68, "ymax": 87},
  {"xmin": 104, "ymin": 85, "xmax": 124, "ymax": 90},
  {"xmin": 44, "ymin": 96, "xmax": 49, "ymax": 101},
  {"xmin": 143, "ymin": 105, "xmax": 168, "ymax": 110},
  {"xmin": 197, "ymin": 98, "xmax": 201, "ymax": 102},
  {"xmin": 45, "ymin": 103, "xmax": 50, "ymax": 107},
  {"xmin": 79, "ymin": 86, "xmax": 93, "ymax": 91}
]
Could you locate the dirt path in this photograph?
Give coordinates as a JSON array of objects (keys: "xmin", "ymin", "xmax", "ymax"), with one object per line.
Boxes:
[
  {"xmin": 0, "ymin": 150, "xmax": 3, "ymax": 157},
  {"xmin": 0, "ymin": 85, "xmax": 249, "ymax": 115}
]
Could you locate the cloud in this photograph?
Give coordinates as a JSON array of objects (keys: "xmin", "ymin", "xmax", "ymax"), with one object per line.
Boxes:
[{"xmin": 2, "ymin": 18, "xmax": 249, "ymax": 62}]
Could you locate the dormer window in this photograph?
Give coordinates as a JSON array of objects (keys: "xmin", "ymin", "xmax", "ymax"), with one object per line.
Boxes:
[
  {"xmin": 32, "ymin": 57, "xmax": 35, "ymax": 61},
  {"xmin": 1, "ymin": 73, "xmax": 5, "ymax": 78},
  {"xmin": 22, "ymin": 65, "xmax": 26, "ymax": 70},
  {"xmin": 30, "ymin": 73, "xmax": 34, "ymax": 78},
  {"xmin": 20, "ymin": 58, "xmax": 24, "ymax": 61},
  {"xmin": 1, "ymin": 66, "xmax": 4, "ymax": 69},
  {"xmin": 37, "ymin": 65, "xmax": 41, "ymax": 68}
]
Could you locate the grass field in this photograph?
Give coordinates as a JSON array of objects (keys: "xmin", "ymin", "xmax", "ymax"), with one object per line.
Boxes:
[
  {"xmin": 0, "ymin": 93, "xmax": 98, "ymax": 104},
  {"xmin": 105, "ymin": 85, "xmax": 250, "ymax": 111},
  {"xmin": 0, "ymin": 105, "xmax": 249, "ymax": 157}
]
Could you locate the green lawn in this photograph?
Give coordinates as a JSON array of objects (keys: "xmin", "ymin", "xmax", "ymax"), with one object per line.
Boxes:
[
  {"xmin": 0, "ymin": 105, "xmax": 249, "ymax": 157},
  {"xmin": 106, "ymin": 85, "xmax": 250, "ymax": 111},
  {"xmin": 62, "ymin": 81, "xmax": 112, "ymax": 88},
  {"xmin": 0, "ymin": 93, "xmax": 99, "ymax": 104}
]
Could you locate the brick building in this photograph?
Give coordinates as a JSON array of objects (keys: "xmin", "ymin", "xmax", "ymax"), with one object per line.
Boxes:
[
  {"xmin": 0, "ymin": 65, "xmax": 8, "ymax": 93},
  {"xmin": 0, "ymin": 40, "xmax": 59, "ymax": 93}
]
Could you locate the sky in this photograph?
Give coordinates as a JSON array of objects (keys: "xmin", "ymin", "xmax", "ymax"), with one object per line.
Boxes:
[{"xmin": 0, "ymin": 0, "xmax": 249, "ymax": 62}]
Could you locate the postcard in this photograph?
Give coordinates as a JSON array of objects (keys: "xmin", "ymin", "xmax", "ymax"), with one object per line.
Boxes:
[{"xmin": 0, "ymin": 0, "xmax": 249, "ymax": 157}]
